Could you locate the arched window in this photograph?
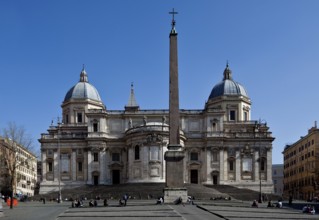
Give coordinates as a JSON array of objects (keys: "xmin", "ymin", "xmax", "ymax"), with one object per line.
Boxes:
[{"xmin": 135, "ymin": 145, "xmax": 140, "ymax": 160}]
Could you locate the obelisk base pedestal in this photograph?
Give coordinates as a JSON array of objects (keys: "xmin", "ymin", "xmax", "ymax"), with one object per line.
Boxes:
[
  {"xmin": 163, "ymin": 187, "xmax": 188, "ymax": 204},
  {"xmin": 164, "ymin": 144, "xmax": 187, "ymax": 203}
]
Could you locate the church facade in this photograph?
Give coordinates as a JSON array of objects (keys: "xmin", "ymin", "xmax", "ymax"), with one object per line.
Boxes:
[{"xmin": 39, "ymin": 22, "xmax": 275, "ymax": 195}]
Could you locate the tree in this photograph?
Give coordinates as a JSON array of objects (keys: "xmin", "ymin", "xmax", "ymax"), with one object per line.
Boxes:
[{"xmin": 0, "ymin": 122, "xmax": 34, "ymax": 209}]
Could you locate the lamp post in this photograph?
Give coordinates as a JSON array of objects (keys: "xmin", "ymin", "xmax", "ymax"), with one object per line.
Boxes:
[
  {"xmin": 57, "ymin": 120, "xmax": 62, "ymax": 203},
  {"xmin": 259, "ymin": 155, "xmax": 262, "ymax": 203},
  {"xmin": 256, "ymin": 119, "xmax": 266, "ymax": 203}
]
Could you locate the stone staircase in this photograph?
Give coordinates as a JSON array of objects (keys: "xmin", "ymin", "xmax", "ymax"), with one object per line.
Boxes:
[
  {"xmin": 34, "ymin": 183, "xmax": 278, "ymax": 202},
  {"xmin": 205, "ymin": 185, "xmax": 281, "ymax": 201}
]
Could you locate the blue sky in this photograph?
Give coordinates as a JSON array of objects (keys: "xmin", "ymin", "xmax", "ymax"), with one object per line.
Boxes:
[{"xmin": 1, "ymin": 0, "xmax": 319, "ymax": 164}]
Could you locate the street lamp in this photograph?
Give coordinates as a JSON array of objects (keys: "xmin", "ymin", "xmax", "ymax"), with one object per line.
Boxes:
[
  {"xmin": 256, "ymin": 119, "xmax": 266, "ymax": 203},
  {"xmin": 57, "ymin": 120, "xmax": 62, "ymax": 203}
]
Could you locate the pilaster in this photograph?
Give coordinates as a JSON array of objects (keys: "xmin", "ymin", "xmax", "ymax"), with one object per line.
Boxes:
[
  {"xmin": 84, "ymin": 150, "xmax": 88, "ymax": 181},
  {"xmin": 72, "ymin": 150, "xmax": 76, "ymax": 181},
  {"xmin": 87, "ymin": 150, "xmax": 92, "ymax": 184},
  {"xmin": 42, "ymin": 151, "xmax": 47, "ymax": 182},
  {"xmin": 254, "ymin": 150, "xmax": 259, "ymax": 181},
  {"xmin": 219, "ymin": 149, "xmax": 224, "ymax": 183},
  {"xmin": 235, "ymin": 150, "xmax": 240, "ymax": 181},
  {"xmin": 267, "ymin": 148, "xmax": 272, "ymax": 181},
  {"xmin": 223, "ymin": 150, "xmax": 228, "ymax": 181},
  {"xmin": 53, "ymin": 151, "xmax": 58, "ymax": 182},
  {"xmin": 99, "ymin": 149, "xmax": 106, "ymax": 184}
]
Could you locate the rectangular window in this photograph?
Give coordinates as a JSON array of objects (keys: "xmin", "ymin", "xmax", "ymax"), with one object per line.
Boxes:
[
  {"xmin": 77, "ymin": 113, "xmax": 82, "ymax": 123},
  {"xmin": 48, "ymin": 162, "xmax": 53, "ymax": 172},
  {"xmin": 93, "ymin": 122, "xmax": 98, "ymax": 132},
  {"xmin": 112, "ymin": 153, "xmax": 120, "ymax": 161},
  {"xmin": 135, "ymin": 146, "xmax": 140, "ymax": 160},
  {"xmin": 229, "ymin": 160, "xmax": 234, "ymax": 171},
  {"xmin": 61, "ymin": 153, "xmax": 70, "ymax": 173},
  {"xmin": 229, "ymin": 110, "xmax": 236, "ymax": 121},
  {"xmin": 261, "ymin": 160, "xmax": 265, "ymax": 171},
  {"xmin": 93, "ymin": 152, "xmax": 99, "ymax": 162},
  {"xmin": 78, "ymin": 162, "xmax": 82, "ymax": 172},
  {"xmin": 190, "ymin": 152, "xmax": 198, "ymax": 161}
]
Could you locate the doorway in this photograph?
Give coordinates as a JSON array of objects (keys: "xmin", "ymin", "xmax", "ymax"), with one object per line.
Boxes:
[
  {"xmin": 190, "ymin": 169, "xmax": 198, "ymax": 184},
  {"xmin": 112, "ymin": 170, "xmax": 120, "ymax": 184},
  {"xmin": 213, "ymin": 175, "xmax": 218, "ymax": 185},
  {"xmin": 93, "ymin": 175, "xmax": 99, "ymax": 185}
]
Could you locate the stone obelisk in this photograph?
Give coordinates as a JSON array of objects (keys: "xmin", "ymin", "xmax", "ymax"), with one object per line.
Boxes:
[{"xmin": 164, "ymin": 9, "xmax": 188, "ymax": 203}]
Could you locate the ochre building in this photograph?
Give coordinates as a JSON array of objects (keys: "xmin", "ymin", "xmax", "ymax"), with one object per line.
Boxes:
[{"xmin": 283, "ymin": 123, "xmax": 319, "ymax": 200}]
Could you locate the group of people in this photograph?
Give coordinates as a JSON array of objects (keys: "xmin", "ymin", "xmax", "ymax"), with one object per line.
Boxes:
[
  {"xmin": 89, "ymin": 199, "xmax": 98, "ymax": 207},
  {"xmin": 302, "ymin": 205, "xmax": 316, "ymax": 215},
  {"xmin": 267, "ymin": 200, "xmax": 282, "ymax": 208},
  {"xmin": 72, "ymin": 197, "xmax": 108, "ymax": 208},
  {"xmin": 72, "ymin": 198, "xmax": 84, "ymax": 208}
]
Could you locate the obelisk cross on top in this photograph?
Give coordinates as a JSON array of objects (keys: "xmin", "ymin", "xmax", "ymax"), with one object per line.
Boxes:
[{"xmin": 169, "ymin": 8, "xmax": 178, "ymax": 29}]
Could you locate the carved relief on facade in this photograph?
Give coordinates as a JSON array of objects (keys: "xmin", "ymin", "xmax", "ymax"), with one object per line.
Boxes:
[
  {"xmin": 240, "ymin": 145, "xmax": 253, "ymax": 180},
  {"xmin": 228, "ymin": 148, "xmax": 236, "ymax": 158},
  {"xmin": 150, "ymin": 166, "xmax": 160, "ymax": 177},
  {"xmin": 259, "ymin": 146, "xmax": 267, "ymax": 157},
  {"xmin": 146, "ymin": 133, "xmax": 163, "ymax": 144},
  {"xmin": 210, "ymin": 118, "xmax": 221, "ymax": 132},
  {"xmin": 133, "ymin": 167, "xmax": 141, "ymax": 178}
]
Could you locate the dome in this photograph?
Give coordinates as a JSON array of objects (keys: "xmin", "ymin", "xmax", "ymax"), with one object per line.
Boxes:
[
  {"xmin": 208, "ymin": 64, "xmax": 249, "ymax": 100},
  {"xmin": 64, "ymin": 68, "xmax": 102, "ymax": 102}
]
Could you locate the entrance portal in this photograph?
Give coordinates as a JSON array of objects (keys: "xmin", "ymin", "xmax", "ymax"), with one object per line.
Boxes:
[
  {"xmin": 112, "ymin": 170, "xmax": 120, "ymax": 184},
  {"xmin": 93, "ymin": 175, "xmax": 99, "ymax": 185},
  {"xmin": 213, "ymin": 175, "xmax": 218, "ymax": 185},
  {"xmin": 190, "ymin": 169, "xmax": 198, "ymax": 184}
]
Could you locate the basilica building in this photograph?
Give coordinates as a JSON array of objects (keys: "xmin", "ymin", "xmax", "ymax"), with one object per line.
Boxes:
[{"xmin": 39, "ymin": 22, "xmax": 275, "ymax": 195}]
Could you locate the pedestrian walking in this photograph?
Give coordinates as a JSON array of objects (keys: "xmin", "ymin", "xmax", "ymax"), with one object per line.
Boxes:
[{"xmin": 123, "ymin": 194, "xmax": 128, "ymax": 206}]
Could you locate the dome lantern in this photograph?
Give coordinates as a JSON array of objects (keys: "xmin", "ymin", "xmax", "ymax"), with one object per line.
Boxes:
[{"xmin": 79, "ymin": 65, "xmax": 88, "ymax": 82}]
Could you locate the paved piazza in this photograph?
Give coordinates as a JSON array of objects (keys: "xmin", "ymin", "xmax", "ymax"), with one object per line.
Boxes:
[{"xmin": 1, "ymin": 200, "xmax": 318, "ymax": 220}]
